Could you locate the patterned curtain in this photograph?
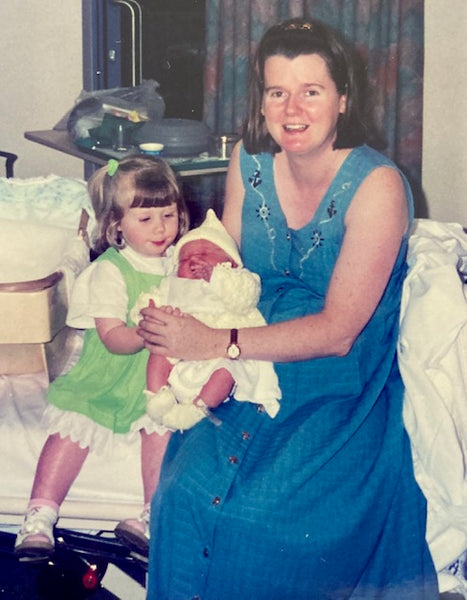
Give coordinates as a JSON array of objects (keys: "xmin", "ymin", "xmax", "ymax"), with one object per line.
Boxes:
[{"xmin": 204, "ymin": 0, "xmax": 425, "ymax": 214}]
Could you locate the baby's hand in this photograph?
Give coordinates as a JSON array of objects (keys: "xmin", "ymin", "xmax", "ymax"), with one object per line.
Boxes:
[
  {"xmin": 159, "ymin": 305, "xmax": 186, "ymax": 317},
  {"xmin": 145, "ymin": 299, "xmax": 185, "ymax": 316}
]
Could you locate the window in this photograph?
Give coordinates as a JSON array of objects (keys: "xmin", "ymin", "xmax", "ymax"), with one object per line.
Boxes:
[
  {"xmin": 82, "ymin": 0, "xmax": 205, "ymax": 119},
  {"xmin": 82, "ymin": 0, "xmax": 218, "ymax": 224}
]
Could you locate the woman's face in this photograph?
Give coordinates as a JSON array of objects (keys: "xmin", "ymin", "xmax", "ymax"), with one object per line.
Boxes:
[{"xmin": 261, "ymin": 53, "xmax": 347, "ymax": 156}]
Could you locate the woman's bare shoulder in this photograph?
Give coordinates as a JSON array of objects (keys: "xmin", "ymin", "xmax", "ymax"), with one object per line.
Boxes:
[{"xmin": 222, "ymin": 141, "xmax": 245, "ymax": 245}]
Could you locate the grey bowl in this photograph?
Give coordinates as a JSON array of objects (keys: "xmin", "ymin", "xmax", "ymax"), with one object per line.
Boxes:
[{"xmin": 133, "ymin": 118, "xmax": 211, "ymax": 156}]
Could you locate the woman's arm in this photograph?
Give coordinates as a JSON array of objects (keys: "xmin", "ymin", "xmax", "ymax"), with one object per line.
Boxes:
[
  {"xmin": 139, "ymin": 164, "xmax": 409, "ymax": 363},
  {"xmin": 221, "ymin": 142, "xmax": 244, "ymax": 245},
  {"xmin": 96, "ymin": 317, "xmax": 145, "ymax": 354}
]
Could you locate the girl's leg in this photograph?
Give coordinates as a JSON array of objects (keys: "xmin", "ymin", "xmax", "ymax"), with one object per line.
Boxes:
[
  {"xmin": 146, "ymin": 354, "xmax": 172, "ymax": 393},
  {"xmin": 31, "ymin": 433, "xmax": 89, "ymax": 505},
  {"xmin": 140, "ymin": 429, "xmax": 171, "ymax": 505},
  {"xmin": 114, "ymin": 430, "xmax": 171, "ymax": 555},
  {"xmin": 198, "ymin": 368, "xmax": 235, "ymax": 409},
  {"xmin": 15, "ymin": 433, "xmax": 89, "ymax": 558}
]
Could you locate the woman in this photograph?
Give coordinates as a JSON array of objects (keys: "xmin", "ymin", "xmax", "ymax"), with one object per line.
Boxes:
[{"xmin": 139, "ymin": 18, "xmax": 438, "ymax": 599}]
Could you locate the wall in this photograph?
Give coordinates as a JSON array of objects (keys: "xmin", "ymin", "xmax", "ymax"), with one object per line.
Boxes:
[
  {"xmin": 422, "ymin": 0, "xmax": 467, "ymax": 225},
  {"xmin": 1, "ymin": 2, "xmax": 466, "ymax": 225},
  {"xmin": 0, "ymin": 1, "xmax": 83, "ymax": 179}
]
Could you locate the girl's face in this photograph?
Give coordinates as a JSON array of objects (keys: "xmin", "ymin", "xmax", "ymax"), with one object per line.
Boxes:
[
  {"xmin": 261, "ymin": 53, "xmax": 347, "ymax": 156},
  {"xmin": 119, "ymin": 202, "xmax": 179, "ymax": 257}
]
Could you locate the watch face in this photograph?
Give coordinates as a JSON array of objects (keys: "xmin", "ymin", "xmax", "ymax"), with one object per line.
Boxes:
[{"xmin": 227, "ymin": 343, "xmax": 241, "ymax": 359}]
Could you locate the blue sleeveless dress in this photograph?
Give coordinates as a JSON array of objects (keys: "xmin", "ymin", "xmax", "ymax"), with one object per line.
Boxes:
[{"xmin": 147, "ymin": 145, "xmax": 438, "ymax": 599}]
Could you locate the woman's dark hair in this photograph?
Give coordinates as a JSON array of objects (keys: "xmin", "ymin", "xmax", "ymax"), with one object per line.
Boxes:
[{"xmin": 243, "ymin": 18, "xmax": 383, "ymax": 155}]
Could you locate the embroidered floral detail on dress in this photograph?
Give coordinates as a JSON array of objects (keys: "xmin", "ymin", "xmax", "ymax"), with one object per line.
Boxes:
[
  {"xmin": 297, "ymin": 229, "xmax": 325, "ymax": 278},
  {"xmin": 249, "ymin": 156, "xmax": 278, "ymax": 270},
  {"xmin": 311, "ymin": 230, "xmax": 324, "ymax": 247},
  {"xmin": 256, "ymin": 204, "xmax": 270, "ymax": 221}
]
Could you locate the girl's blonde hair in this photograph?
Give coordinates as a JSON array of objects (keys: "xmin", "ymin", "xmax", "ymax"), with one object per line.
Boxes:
[{"xmin": 88, "ymin": 155, "xmax": 189, "ymax": 253}]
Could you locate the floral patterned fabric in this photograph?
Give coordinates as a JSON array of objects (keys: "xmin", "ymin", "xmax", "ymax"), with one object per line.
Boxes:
[{"xmin": 204, "ymin": 0, "xmax": 424, "ymax": 212}]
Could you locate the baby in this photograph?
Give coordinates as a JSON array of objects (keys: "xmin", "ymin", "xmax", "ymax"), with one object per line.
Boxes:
[{"xmin": 131, "ymin": 209, "xmax": 281, "ymax": 430}]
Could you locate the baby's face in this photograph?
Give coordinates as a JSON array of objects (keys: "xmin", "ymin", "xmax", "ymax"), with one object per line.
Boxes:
[{"xmin": 177, "ymin": 239, "xmax": 236, "ymax": 281}]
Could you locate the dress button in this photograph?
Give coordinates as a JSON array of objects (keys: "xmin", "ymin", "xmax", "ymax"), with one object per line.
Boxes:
[
  {"xmin": 203, "ymin": 547, "xmax": 209, "ymax": 557},
  {"xmin": 212, "ymin": 496, "xmax": 221, "ymax": 506},
  {"xmin": 241, "ymin": 431, "xmax": 251, "ymax": 440},
  {"xmin": 284, "ymin": 269, "xmax": 290, "ymax": 276},
  {"xmin": 286, "ymin": 232, "xmax": 291, "ymax": 241},
  {"xmin": 228, "ymin": 455, "xmax": 238, "ymax": 464},
  {"xmin": 256, "ymin": 404, "xmax": 265, "ymax": 413}
]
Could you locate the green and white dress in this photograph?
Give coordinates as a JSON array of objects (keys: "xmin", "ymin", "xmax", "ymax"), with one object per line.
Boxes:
[{"xmin": 45, "ymin": 245, "xmax": 171, "ymax": 454}]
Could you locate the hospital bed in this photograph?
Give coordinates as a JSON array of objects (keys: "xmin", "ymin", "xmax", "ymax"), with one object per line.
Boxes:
[{"xmin": 0, "ymin": 168, "xmax": 466, "ymax": 597}]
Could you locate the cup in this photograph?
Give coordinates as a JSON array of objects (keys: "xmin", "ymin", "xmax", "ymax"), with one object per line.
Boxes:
[
  {"xmin": 209, "ymin": 134, "xmax": 240, "ymax": 159},
  {"xmin": 139, "ymin": 142, "xmax": 164, "ymax": 156},
  {"xmin": 113, "ymin": 123, "xmax": 130, "ymax": 151}
]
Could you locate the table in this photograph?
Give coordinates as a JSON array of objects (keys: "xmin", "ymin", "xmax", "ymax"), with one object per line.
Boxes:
[{"xmin": 24, "ymin": 130, "xmax": 230, "ymax": 178}]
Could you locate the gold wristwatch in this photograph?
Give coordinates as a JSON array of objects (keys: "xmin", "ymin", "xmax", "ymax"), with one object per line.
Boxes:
[{"xmin": 226, "ymin": 328, "xmax": 241, "ymax": 360}]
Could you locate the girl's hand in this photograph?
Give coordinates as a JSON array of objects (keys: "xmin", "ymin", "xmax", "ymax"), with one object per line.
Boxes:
[
  {"xmin": 95, "ymin": 317, "xmax": 145, "ymax": 355},
  {"xmin": 138, "ymin": 304, "xmax": 221, "ymax": 360}
]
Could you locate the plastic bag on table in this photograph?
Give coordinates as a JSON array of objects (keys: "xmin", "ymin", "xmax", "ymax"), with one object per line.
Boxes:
[{"xmin": 67, "ymin": 80, "xmax": 165, "ymax": 144}]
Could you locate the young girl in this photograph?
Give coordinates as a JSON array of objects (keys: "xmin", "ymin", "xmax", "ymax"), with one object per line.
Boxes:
[{"xmin": 14, "ymin": 155, "xmax": 189, "ymax": 560}]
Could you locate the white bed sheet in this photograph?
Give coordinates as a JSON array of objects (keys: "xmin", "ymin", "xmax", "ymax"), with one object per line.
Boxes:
[
  {"xmin": 399, "ymin": 218, "xmax": 467, "ymax": 596},
  {"xmin": 0, "ymin": 331, "xmax": 143, "ymax": 530}
]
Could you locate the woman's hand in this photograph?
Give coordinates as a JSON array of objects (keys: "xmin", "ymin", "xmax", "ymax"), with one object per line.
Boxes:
[{"xmin": 138, "ymin": 303, "xmax": 222, "ymax": 360}]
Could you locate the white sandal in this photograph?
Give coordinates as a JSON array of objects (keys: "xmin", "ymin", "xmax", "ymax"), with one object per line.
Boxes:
[
  {"xmin": 14, "ymin": 505, "xmax": 57, "ymax": 559},
  {"xmin": 114, "ymin": 507, "xmax": 150, "ymax": 557}
]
